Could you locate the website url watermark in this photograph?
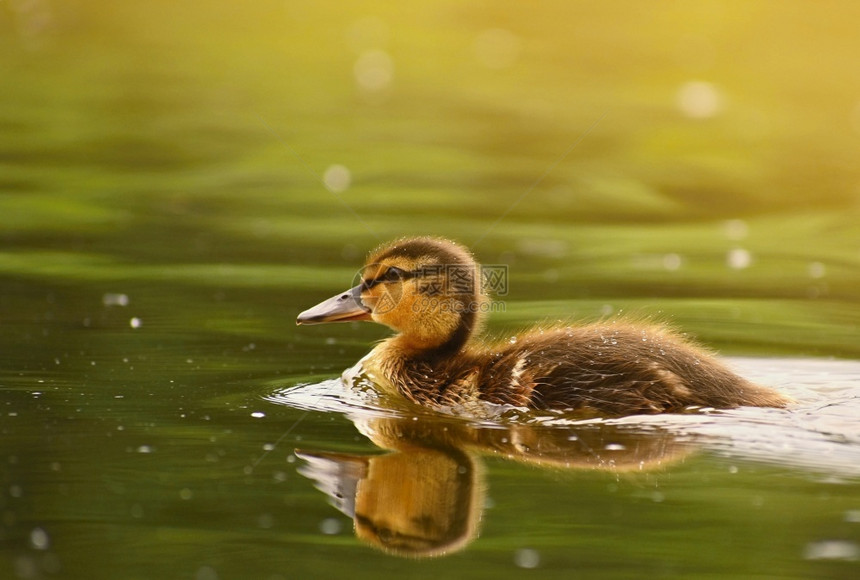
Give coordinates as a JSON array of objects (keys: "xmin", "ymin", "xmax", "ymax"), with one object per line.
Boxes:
[{"xmin": 411, "ymin": 296, "xmax": 507, "ymax": 314}]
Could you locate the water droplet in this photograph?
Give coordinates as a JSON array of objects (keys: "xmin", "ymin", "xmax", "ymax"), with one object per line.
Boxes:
[
  {"xmin": 29, "ymin": 527, "xmax": 50, "ymax": 550},
  {"xmin": 662, "ymin": 253, "xmax": 682, "ymax": 271},
  {"xmin": 808, "ymin": 261, "xmax": 826, "ymax": 279},
  {"xmin": 13, "ymin": 555, "xmax": 37, "ymax": 578},
  {"xmin": 354, "ymin": 49, "xmax": 393, "ymax": 93},
  {"xmin": 129, "ymin": 317, "xmax": 142, "ymax": 329},
  {"xmin": 514, "ymin": 548, "xmax": 541, "ymax": 569},
  {"xmin": 257, "ymin": 513, "xmax": 274, "ymax": 529},
  {"xmin": 102, "ymin": 293, "xmax": 129, "ymax": 307},
  {"xmin": 677, "ymin": 80, "xmax": 722, "ymax": 119},
  {"xmin": 804, "ymin": 540, "xmax": 859, "ymax": 561},
  {"xmin": 727, "ymin": 248, "xmax": 752, "ymax": 270},
  {"xmin": 195, "ymin": 565, "xmax": 219, "ymax": 580},
  {"xmin": 322, "ymin": 164, "xmax": 352, "ymax": 193},
  {"xmin": 320, "ymin": 518, "xmax": 342, "ymax": 535}
]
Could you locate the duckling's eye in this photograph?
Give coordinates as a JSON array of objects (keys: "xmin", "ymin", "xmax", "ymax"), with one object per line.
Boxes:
[
  {"xmin": 362, "ymin": 266, "xmax": 411, "ymax": 290},
  {"xmin": 381, "ymin": 266, "xmax": 406, "ymax": 282}
]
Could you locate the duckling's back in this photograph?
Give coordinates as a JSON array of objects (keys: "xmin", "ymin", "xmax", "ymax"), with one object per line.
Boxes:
[{"xmin": 478, "ymin": 324, "xmax": 789, "ymax": 415}]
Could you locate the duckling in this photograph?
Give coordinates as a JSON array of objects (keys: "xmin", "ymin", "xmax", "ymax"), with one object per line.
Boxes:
[{"xmin": 297, "ymin": 237, "xmax": 790, "ymax": 415}]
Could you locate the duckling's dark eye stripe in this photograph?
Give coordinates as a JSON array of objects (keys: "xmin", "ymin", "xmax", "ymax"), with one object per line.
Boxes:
[{"xmin": 361, "ymin": 268, "xmax": 420, "ymax": 290}]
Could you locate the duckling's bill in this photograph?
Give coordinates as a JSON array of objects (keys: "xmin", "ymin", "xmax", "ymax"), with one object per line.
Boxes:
[{"xmin": 296, "ymin": 284, "xmax": 372, "ymax": 325}]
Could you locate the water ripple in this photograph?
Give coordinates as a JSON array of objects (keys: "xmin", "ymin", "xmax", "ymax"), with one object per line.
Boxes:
[{"xmin": 268, "ymin": 357, "xmax": 860, "ymax": 479}]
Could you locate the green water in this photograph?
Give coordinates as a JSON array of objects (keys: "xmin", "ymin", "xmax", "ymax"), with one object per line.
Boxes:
[{"xmin": 2, "ymin": 1, "xmax": 860, "ymax": 578}]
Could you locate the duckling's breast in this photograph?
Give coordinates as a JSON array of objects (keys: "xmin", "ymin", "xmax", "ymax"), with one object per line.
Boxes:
[
  {"xmin": 358, "ymin": 341, "xmax": 489, "ymax": 408},
  {"xmin": 343, "ymin": 349, "xmax": 401, "ymax": 399}
]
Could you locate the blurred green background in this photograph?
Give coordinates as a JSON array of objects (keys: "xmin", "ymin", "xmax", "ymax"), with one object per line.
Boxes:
[
  {"xmin": 2, "ymin": 1, "xmax": 859, "ymax": 356},
  {"xmin": 1, "ymin": 1, "xmax": 859, "ymax": 579}
]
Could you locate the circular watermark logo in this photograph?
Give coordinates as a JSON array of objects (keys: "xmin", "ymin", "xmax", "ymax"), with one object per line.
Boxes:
[{"xmin": 351, "ymin": 263, "xmax": 403, "ymax": 315}]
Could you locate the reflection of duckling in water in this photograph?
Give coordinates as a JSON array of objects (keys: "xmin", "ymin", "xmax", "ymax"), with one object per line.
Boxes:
[
  {"xmin": 297, "ymin": 416, "xmax": 692, "ymax": 558},
  {"xmin": 298, "ymin": 437, "xmax": 481, "ymax": 558},
  {"xmin": 297, "ymin": 237, "xmax": 790, "ymax": 415}
]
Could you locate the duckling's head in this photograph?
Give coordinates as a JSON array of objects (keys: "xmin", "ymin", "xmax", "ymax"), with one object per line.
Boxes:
[{"xmin": 297, "ymin": 237, "xmax": 488, "ymax": 354}]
